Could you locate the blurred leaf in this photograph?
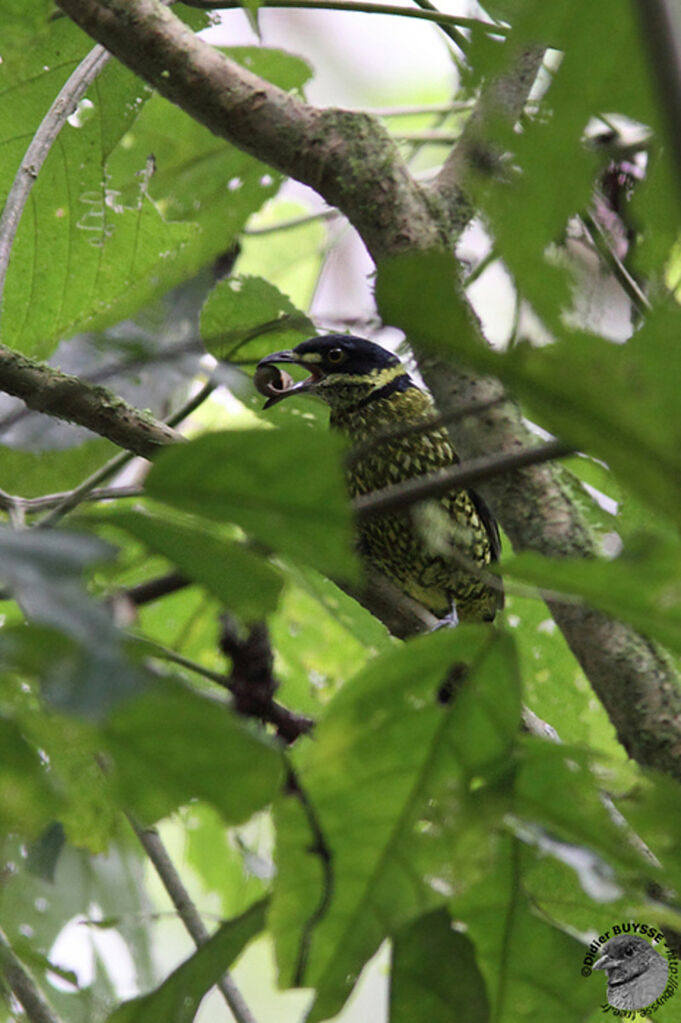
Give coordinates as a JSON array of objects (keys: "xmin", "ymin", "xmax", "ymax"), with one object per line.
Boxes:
[
  {"xmin": 0, "ymin": 717, "xmax": 61, "ymax": 837},
  {"xmin": 200, "ymin": 274, "xmax": 313, "ymax": 363},
  {"xmin": 26, "ymin": 822, "xmax": 67, "ymax": 882},
  {"xmin": 0, "ymin": 529, "xmax": 146, "ymax": 715},
  {"xmin": 237, "ymin": 199, "xmax": 327, "ymax": 310},
  {"xmin": 271, "ymin": 627, "xmax": 521, "ymax": 1022},
  {"xmin": 107, "ymin": 899, "xmax": 267, "ymax": 1023},
  {"xmin": 0, "ymin": 840, "xmax": 155, "ymax": 1023},
  {"xmin": 391, "ymin": 909, "xmax": 489, "ymax": 1023},
  {"xmin": 183, "ymin": 803, "xmax": 270, "ymax": 917},
  {"xmin": 452, "ymin": 837, "xmax": 596, "ymax": 1023},
  {"xmin": 0, "ymin": 440, "xmax": 116, "ymax": 497},
  {"xmin": 502, "ymin": 534, "xmax": 681, "ymax": 655},
  {"xmin": 145, "ymin": 427, "xmax": 358, "ymax": 582},
  {"xmin": 107, "ymin": 510, "xmax": 283, "ymax": 619},
  {"xmin": 103, "ymin": 683, "xmax": 283, "ymax": 825},
  {"xmin": 378, "ymin": 251, "xmax": 681, "ymax": 526},
  {"xmin": 513, "ymin": 739, "xmax": 648, "ymax": 876}
]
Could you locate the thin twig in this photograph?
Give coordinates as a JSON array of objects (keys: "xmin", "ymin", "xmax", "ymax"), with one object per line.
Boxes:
[
  {"xmin": 32, "ymin": 376, "xmax": 218, "ymax": 529},
  {"xmin": 346, "ymin": 396, "xmax": 505, "ymax": 466},
  {"xmin": 578, "ymin": 212, "xmax": 651, "ymax": 315},
  {"xmin": 0, "ymin": 45, "xmax": 110, "ymax": 308},
  {"xmin": 354, "ymin": 438, "xmax": 573, "ymax": 521},
  {"xmin": 127, "ymin": 817, "xmax": 259, "ymax": 1023},
  {"xmin": 0, "ymin": 927, "xmax": 63, "ymax": 1023},
  {"xmin": 183, "ymin": 0, "xmax": 508, "ymax": 35},
  {"xmin": 244, "ymin": 208, "xmax": 338, "ymax": 236},
  {"xmin": 34, "ymin": 449, "xmax": 137, "ymax": 530},
  {"xmin": 0, "ymin": 484, "xmax": 144, "ymax": 514}
]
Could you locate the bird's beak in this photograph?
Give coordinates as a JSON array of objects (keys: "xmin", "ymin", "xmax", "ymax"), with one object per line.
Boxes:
[
  {"xmin": 254, "ymin": 351, "xmax": 324, "ymax": 408},
  {"xmin": 593, "ymin": 954, "xmax": 615, "ymax": 971}
]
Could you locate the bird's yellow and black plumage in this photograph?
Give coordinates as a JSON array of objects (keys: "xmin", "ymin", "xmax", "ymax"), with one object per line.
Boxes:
[{"xmin": 256, "ymin": 335, "xmax": 503, "ymax": 623}]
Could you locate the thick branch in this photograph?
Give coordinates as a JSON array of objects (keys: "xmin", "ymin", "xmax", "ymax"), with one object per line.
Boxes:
[
  {"xmin": 0, "ymin": 346, "xmax": 181, "ymax": 458},
  {"xmin": 55, "ymin": 0, "xmax": 440, "ymax": 260}
]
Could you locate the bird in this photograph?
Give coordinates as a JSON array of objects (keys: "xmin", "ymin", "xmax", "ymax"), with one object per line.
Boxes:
[
  {"xmin": 593, "ymin": 934, "xmax": 669, "ymax": 1010},
  {"xmin": 254, "ymin": 334, "xmax": 503, "ymax": 623}
]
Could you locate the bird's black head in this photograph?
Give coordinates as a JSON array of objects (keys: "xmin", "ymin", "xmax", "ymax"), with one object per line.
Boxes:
[{"xmin": 254, "ymin": 334, "xmax": 410, "ymax": 411}]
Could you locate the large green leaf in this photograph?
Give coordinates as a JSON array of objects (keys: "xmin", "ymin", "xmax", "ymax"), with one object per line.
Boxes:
[
  {"xmin": 103, "ymin": 683, "xmax": 283, "ymax": 825},
  {"xmin": 390, "ymin": 910, "xmax": 489, "ymax": 1023},
  {"xmin": 200, "ymin": 274, "xmax": 313, "ymax": 364},
  {"xmin": 107, "ymin": 47, "xmax": 313, "ymax": 272},
  {"xmin": 501, "ymin": 534, "xmax": 681, "ymax": 655},
  {"xmin": 452, "ymin": 838, "xmax": 596, "ymax": 1023},
  {"xmin": 271, "ymin": 626, "xmax": 521, "ymax": 1022},
  {"xmin": 376, "ymin": 251, "xmax": 681, "ymax": 526},
  {"xmin": 107, "ymin": 899, "xmax": 267, "ymax": 1023},
  {"xmin": 145, "ymin": 427, "xmax": 357, "ymax": 582},
  {"xmin": 0, "ymin": 19, "xmax": 197, "ymax": 355},
  {"xmin": 107, "ymin": 509, "xmax": 283, "ymax": 620}
]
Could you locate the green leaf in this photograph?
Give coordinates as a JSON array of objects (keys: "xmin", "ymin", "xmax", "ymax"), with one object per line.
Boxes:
[
  {"xmin": 107, "ymin": 510, "xmax": 283, "ymax": 619},
  {"xmin": 501, "ymin": 534, "xmax": 681, "ymax": 655},
  {"xmin": 106, "ymin": 47, "xmax": 312, "ymax": 271},
  {"xmin": 0, "ymin": 19, "xmax": 196, "ymax": 355},
  {"xmin": 103, "ymin": 683, "xmax": 283, "ymax": 825},
  {"xmin": 390, "ymin": 909, "xmax": 489, "ymax": 1023},
  {"xmin": 271, "ymin": 627, "xmax": 521, "ymax": 1022},
  {"xmin": 377, "ymin": 251, "xmax": 681, "ymax": 526},
  {"xmin": 0, "ymin": 528, "xmax": 147, "ymax": 716},
  {"xmin": 106, "ymin": 899, "xmax": 267, "ymax": 1023},
  {"xmin": 0, "ymin": 718, "xmax": 61, "ymax": 837},
  {"xmin": 452, "ymin": 837, "xmax": 596, "ymax": 1023},
  {"xmin": 145, "ymin": 427, "xmax": 358, "ymax": 582},
  {"xmin": 200, "ymin": 275, "xmax": 314, "ymax": 363}
]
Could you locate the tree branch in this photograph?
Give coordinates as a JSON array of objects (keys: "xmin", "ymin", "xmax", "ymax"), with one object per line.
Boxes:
[
  {"xmin": 0, "ymin": 347, "xmax": 181, "ymax": 458},
  {"xmin": 0, "ymin": 45, "xmax": 110, "ymax": 309},
  {"xmin": 0, "ymin": 927, "xmax": 63, "ymax": 1023},
  {"xmin": 353, "ymin": 437, "xmax": 573, "ymax": 521},
  {"xmin": 128, "ymin": 818, "xmax": 259, "ymax": 1023}
]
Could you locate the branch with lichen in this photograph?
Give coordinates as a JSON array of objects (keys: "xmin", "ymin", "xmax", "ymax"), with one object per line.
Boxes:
[{"xmin": 0, "ymin": 345, "xmax": 181, "ymax": 458}]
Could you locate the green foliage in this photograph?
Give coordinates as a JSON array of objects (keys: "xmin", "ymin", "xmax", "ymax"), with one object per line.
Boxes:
[
  {"xmin": 106, "ymin": 899, "xmax": 267, "ymax": 1023},
  {"xmin": 145, "ymin": 427, "xmax": 358, "ymax": 582},
  {"xmin": 2, "ymin": 4, "xmax": 681, "ymax": 1023},
  {"xmin": 390, "ymin": 910, "xmax": 489, "ymax": 1023}
]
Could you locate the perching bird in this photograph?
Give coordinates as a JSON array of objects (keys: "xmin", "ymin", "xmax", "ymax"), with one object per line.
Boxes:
[
  {"xmin": 255, "ymin": 335, "xmax": 502, "ymax": 623},
  {"xmin": 593, "ymin": 935, "xmax": 669, "ymax": 1010}
]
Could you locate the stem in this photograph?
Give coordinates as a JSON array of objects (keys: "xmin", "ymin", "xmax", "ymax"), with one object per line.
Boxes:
[
  {"xmin": 184, "ymin": 0, "xmax": 507, "ymax": 35},
  {"xmin": 354, "ymin": 438, "xmax": 573, "ymax": 521},
  {"xmin": 0, "ymin": 928, "xmax": 63, "ymax": 1023},
  {"xmin": 0, "ymin": 45, "xmax": 110, "ymax": 309},
  {"xmin": 128, "ymin": 818, "xmax": 259, "ymax": 1023}
]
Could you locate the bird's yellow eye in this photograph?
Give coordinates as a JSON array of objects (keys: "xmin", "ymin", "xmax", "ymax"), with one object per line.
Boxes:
[{"xmin": 327, "ymin": 348, "xmax": 346, "ymax": 364}]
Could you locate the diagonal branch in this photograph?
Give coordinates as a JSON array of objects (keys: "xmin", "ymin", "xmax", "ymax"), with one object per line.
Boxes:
[
  {"xmin": 0, "ymin": 927, "xmax": 63, "ymax": 1023},
  {"xmin": 0, "ymin": 346, "xmax": 181, "ymax": 457}
]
